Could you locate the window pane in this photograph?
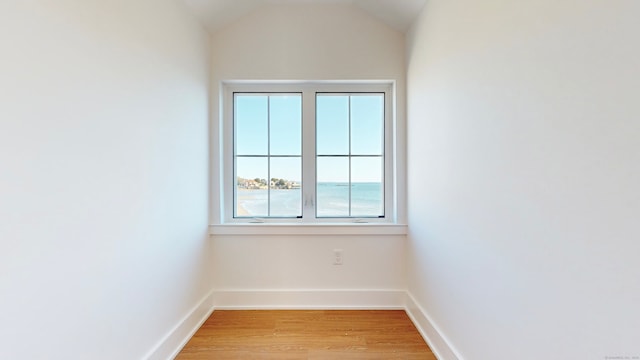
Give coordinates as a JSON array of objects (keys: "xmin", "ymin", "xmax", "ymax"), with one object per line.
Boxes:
[
  {"xmin": 270, "ymin": 95, "xmax": 301, "ymax": 156},
  {"xmin": 317, "ymin": 157, "xmax": 349, "ymax": 217},
  {"xmin": 270, "ymin": 157, "xmax": 302, "ymax": 217},
  {"xmin": 236, "ymin": 157, "xmax": 268, "ymax": 217},
  {"xmin": 236, "ymin": 95, "xmax": 267, "ymax": 155},
  {"xmin": 317, "ymin": 95, "xmax": 349, "ymax": 155},
  {"xmin": 351, "ymin": 157, "xmax": 384, "ymax": 217},
  {"xmin": 351, "ymin": 94, "xmax": 384, "ymax": 156}
]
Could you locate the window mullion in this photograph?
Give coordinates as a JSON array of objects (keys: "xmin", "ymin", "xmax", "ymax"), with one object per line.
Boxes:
[{"xmin": 301, "ymin": 88, "xmax": 316, "ymax": 222}]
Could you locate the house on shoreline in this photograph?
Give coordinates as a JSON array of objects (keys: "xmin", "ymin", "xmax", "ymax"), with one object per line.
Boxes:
[{"xmin": 237, "ymin": 177, "xmax": 300, "ymax": 190}]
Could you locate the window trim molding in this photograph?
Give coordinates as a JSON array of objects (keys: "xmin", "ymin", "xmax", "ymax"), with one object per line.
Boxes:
[
  {"xmin": 216, "ymin": 80, "xmax": 400, "ymax": 225},
  {"xmin": 209, "ymin": 223, "xmax": 408, "ymax": 236}
]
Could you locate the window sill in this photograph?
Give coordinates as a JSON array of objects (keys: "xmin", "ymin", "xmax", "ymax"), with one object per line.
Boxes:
[{"xmin": 209, "ymin": 223, "xmax": 408, "ymax": 236}]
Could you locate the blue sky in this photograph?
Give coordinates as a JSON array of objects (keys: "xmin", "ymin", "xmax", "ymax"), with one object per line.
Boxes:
[{"xmin": 235, "ymin": 93, "xmax": 383, "ymax": 183}]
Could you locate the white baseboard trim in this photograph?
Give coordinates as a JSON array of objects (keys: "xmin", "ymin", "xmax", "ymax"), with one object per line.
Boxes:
[
  {"xmin": 142, "ymin": 289, "xmax": 460, "ymax": 360},
  {"xmin": 143, "ymin": 289, "xmax": 215, "ymax": 360},
  {"xmin": 213, "ymin": 289, "xmax": 406, "ymax": 310},
  {"xmin": 404, "ymin": 292, "xmax": 462, "ymax": 360}
]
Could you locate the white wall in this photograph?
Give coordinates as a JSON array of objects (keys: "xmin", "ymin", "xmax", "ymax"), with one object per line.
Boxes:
[
  {"xmin": 406, "ymin": 0, "xmax": 640, "ymax": 359},
  {"xmin": 210, "ymin": 4, "xmax": 407, "ymax": 307},
  {"xmin": 0, "ymin": 1, "xmax": 211, "ymax": 359},
  {"xmin": 211, "ymin": 233, "xmax": 406, "ymax": 308}
]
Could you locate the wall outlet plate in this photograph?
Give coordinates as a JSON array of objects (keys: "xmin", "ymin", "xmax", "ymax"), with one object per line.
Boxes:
[{"xmin": 333, "ymin": 249, "xmax": 343, "ymax": 265}]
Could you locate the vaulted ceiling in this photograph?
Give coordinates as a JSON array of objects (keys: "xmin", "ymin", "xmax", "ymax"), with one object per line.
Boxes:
[{"xmin": 183, "ymin": 0, "xmax": 427, "ymax": 33}]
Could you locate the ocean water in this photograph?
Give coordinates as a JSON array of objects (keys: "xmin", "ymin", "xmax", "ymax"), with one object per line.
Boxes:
[{"xmin": 236, "ymin": 182, "xmax": 383, "ymax": 218}]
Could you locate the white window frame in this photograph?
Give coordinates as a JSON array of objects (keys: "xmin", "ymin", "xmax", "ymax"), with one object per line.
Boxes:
[{"xmin": 219, "ymin": 81, "xmax": 397, "ymax": 224}]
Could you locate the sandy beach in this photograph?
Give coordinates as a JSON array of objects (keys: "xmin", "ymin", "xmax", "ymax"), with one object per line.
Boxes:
[{"xmin": 236, "ymin": 191, "xmax": 254, "ymax": 216}]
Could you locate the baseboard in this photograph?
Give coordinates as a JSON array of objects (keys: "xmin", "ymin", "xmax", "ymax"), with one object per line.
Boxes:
[
  {"xmin": 404, "ymin": 292, "xmax": 462, "ymax": 360},
  {"xmin": 141, "ymin": 289, "xmax": 459, "ymax": 360},
  {"xmin": 143, "ymin": 289, "xmax": 215, "ymax": 360},
  {"xmin": 213, "ymin": 289, "xmax": 406, "ymax": 309}
]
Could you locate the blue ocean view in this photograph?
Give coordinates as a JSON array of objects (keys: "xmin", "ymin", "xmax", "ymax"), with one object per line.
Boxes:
[{"xmin": 236, "ymin": 182, "xmax": 383, "ymax": 218}]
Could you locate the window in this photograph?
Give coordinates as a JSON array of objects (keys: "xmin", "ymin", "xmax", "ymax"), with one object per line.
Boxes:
[
  {"xmin": 315, "ymin": 93, "xmax": 385, "ymax": 217},
  {"xmin": 234, "ymin": 93, "xmax": 303, "ymax": 218},
  {"xmin": 223, "ymin": 82, "xmax": 394, "ymax": 223}
]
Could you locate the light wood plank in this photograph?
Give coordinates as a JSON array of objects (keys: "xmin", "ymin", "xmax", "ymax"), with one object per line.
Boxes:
[{"xmin": 176, "ymin": 310, "xmax": 435, "ymax": 359}]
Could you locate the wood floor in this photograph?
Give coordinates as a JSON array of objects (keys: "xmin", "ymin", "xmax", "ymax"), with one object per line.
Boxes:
[{"xmin": 176, "ymin": 310, "xmax": 436, "ymax": 359}]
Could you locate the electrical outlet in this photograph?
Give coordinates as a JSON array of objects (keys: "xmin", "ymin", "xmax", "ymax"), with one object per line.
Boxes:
[{"xmin": 333, "ymin": 249, "xmax": 343, "ymax": 265}]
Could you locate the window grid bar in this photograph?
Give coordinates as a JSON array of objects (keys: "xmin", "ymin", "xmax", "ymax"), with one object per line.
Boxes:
[
  {"xmin": 316, "ymin": 155, "xmax": 383, "ymax": 157},
  {"xmin": 237, "ymin": 155, "xmax": 301, "ymax": 158},
  {"xmin": 348, "ymin": 95, "xmax": 352, "ymax": 217},
  {"xmin": 267, "ymin": 96, "xmax": 271, "ymax": 217}
]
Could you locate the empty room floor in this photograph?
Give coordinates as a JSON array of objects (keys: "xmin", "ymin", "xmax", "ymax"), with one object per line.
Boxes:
[{"xmin": 176, "ymin": 310, "xmax": 436, "ymax": 359}]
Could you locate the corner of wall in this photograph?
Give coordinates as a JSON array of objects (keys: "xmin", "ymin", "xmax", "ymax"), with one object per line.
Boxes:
[
  {"xmin": 143, "ymin": 290, "xmax": 215, "ymax": 360},
  {"xmin": 404, "ymin": 292, "xmax": 462, "ymax": 360}
]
